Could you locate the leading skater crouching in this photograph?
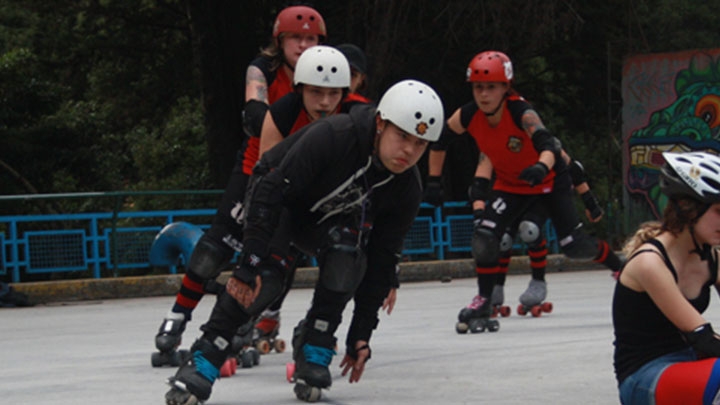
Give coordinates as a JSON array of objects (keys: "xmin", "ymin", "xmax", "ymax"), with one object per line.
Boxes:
[{"xmin": 164, "ymin": 79, "xmax": 445, "ymax": 404}]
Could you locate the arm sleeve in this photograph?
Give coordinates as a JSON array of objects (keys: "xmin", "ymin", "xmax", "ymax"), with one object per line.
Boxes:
[{"xmin": 345, "ymin": 171, "xmax": 422, "ymax": 345}]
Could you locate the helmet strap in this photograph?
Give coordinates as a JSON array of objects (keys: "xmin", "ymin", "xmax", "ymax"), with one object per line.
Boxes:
[
  {"xmin": 689, "ymin": 225, "xmax": 712, "ymax": 261},
  {"xmin": 484, "ymin": 93, "xmax": 507, "ymax": 117}
]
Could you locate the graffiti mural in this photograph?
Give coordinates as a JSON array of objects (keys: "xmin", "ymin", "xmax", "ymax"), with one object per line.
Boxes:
[{"xmin": 623, "ymin": 49, "xmax": 720, "ymax": 220}]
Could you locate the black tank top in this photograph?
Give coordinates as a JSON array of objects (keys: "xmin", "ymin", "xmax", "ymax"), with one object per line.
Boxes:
[{"xmin": 612, "ymin": 238, "xmax": 718, "ymax": 384}]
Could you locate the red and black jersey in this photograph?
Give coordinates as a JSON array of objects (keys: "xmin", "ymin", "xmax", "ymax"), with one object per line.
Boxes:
[
  {"xmin": 460, "ymin": 96, "xmax": 555, "ymax": 195},
  {"xmin": 241, "ymin": 56, "xmax": 295, "ymax": 175}
]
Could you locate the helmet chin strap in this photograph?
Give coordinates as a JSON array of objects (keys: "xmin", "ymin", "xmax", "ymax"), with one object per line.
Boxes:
[
  {"xmin": 484, "ymin": 93, "xmax": 507, "ymax": 117},
  {"xmin": 688, "ymin": 225, "xmax": 712, "ymax": 261}
]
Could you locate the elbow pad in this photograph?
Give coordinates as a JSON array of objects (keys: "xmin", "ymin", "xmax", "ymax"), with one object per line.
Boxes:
[
  {"xmin": 531, "ymin": 128, "xmax": 562, "ymax": 161},
  {"xmin": 243, "ymin": 99, "xmax": 269, "ymax": 138},
  {"xmin": 568, "ymin": 159, "xmax": 588, "ymax": 187},
  {"xmin": 468, "ymin": 177, "xmax": 491, "ymax": 203}
]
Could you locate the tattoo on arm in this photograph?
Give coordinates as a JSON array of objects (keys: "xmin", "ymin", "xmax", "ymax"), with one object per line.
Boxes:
[
  {"xmin": 521, "ymin": 110, "xmax": 546, "ymax": 137},
  {"xmin": 246, "ymin": 66, "xmax": 269, "ymax": 103}
]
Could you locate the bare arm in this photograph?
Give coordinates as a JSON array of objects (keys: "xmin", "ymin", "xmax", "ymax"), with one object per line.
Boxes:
[
  {"xmin": 258, "ymin": 111, "xmax": 284, "ymax": 158},
  {"xmin": 472, "ymin": 153, "xmax": 493, "ymax": 211},
  {"xmin": 245, "ymin": 65, "xmax": 269, "ymax": 103},
  {"xmin": 521, "ymin": 109, "xmax": 555, "ymax": 169}
]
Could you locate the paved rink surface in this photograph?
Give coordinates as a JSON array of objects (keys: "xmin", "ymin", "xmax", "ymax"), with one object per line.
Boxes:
[{"xmin": 6, "ymin": 269, "xmax": 710, "ymax": 405}]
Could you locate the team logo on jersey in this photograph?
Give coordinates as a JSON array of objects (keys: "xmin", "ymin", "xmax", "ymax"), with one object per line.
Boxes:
[
  {"xmin": 507, "ymin": 136, "xmax": 522, "ymax": 153},
  {"xmin": 416, "ymin": 122, "xmax": 428, "ymax": 135}
]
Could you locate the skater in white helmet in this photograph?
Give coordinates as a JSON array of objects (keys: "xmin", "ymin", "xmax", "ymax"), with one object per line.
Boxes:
[
  {"xmin": 614, "ymin": 151, "xmax": 720, "ymax": 404},
  {"xmin": 163, "ymin": 80, "xmax": 444, "ymax": 404}
]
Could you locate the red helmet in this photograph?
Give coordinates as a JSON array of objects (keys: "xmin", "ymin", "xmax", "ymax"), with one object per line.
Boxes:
[
  {"xmin": 466, "ymin": 51, "xmax": 513, "ymax": 83},
  {"xmin": 272, "ymin": 6, "xmax": 326, "ymax": 40}
]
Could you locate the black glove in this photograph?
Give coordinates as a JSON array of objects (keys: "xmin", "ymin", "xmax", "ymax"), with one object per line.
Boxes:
[
  {"xmin": 580, "ymin": 191, "xmax": 604, "ymax": 220},
  {"xmin": 519, "ymin": 162, "xmax": 549, "ymax": 186},
  {"xmin": 423, "ymin": 176, "xmax": 444, "ymax": 207},
  {"xmin": 232, "ymin": 238, "xmax": 268, "ymax": 287},
  {"xmin": 683, "ymin": 323, "xmax": 720, "ymax": 359}
]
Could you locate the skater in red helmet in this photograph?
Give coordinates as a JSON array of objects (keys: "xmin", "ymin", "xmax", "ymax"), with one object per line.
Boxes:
[
  {"xmin": 427, "ymin": 50, "xmax": 622, "ymax": 333},
  {"xmin": 614, "ymin": 151, "xmax": 720, "ymax": 405}
]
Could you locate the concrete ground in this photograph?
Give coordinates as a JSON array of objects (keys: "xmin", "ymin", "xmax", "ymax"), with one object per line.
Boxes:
[{"xmin": 0, "ymin": 268, "xmax": 684, "ymax": 405}]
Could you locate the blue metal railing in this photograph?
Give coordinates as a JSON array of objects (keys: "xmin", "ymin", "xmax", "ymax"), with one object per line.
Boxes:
[{"xmin": 0, "ymin": 203, "xmax": 558, "ymax": 283}]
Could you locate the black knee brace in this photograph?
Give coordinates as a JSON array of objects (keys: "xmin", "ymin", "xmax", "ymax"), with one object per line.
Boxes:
[
  {"xmin": 188, "ymin": 235, "xmax": 234, "ymax": 279},
  {"xmin": 472, "ymin": 227, "xmax": 500, "ymax": 267},
  {"xmin": 559, "ymin": 228, "xmax": 599, "ymax": 260}
]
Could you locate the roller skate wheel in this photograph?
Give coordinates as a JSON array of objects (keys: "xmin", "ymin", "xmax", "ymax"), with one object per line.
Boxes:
[
  {"xmin": 165, "ymin": 382, "xmax": 201, "ymax": 405},
  {"xmin": 468, "ymin": 319, "xmax": 486, "ymax": 333},
  {"xmin": 455, "ymin": 322, "xmax": 469, "ymax": 334},
  {"xmin": 256, "ymin": 339, "xmax": 271, "ymax": 354},
  {"xmin": 240, "ymin": 350, "xmax": 254, "ymax": 368},
  {"xmin": 252, "ymin": 348, "xmax": 261, "ymax": 365},
  {"xmin": 499, "ymin": 305, "xmax": 511, "ymax": 317},
  {"xmin": 286, "ymin": 362, "xmax": 296, "ymax": 383},
  {"xmin": 151, "ymin": 351, "xmax": 163, "ymax": 367},
  {"xmin": 274, "ymin": 338, "xmax": 286, "ymax": 353},
  {"xmin": 487, "ymin": 319, "xmax": 500, "ymax": 332},
  {"xmin": 530, "ymin": 305, "xmax": 542, "ymax": 317},
  {"xmin": 517, "ymin": 304, "xmax": 528, "ymax": 316},
  {"xmin": 220, "ymin": 357, "xmax": 237, "ymax": 377},
  {"xmin": 541, "ymin": 302, "xmax": 553, "ymax": 313},
  {"xmin": 294, "ymin": 381, "xmax": 322, "ymax": 402}
]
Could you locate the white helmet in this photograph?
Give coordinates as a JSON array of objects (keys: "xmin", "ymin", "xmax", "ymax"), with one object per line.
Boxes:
[
  {"xmin": 293, "ymin": 45, "xmax": 351, "ymax": 89},
  {"xmin": 661, "ymin": 151, "xmax": 720, "ymax": 203},
  {"xmin": 376, "ymin": 80, "xmax": 444, "ymax": 142}
]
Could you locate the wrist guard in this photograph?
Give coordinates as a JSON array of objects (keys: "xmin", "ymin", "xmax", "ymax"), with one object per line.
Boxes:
[{"xmin": 683, "ymin": 323, "xmax": 720, "ymax": 359}]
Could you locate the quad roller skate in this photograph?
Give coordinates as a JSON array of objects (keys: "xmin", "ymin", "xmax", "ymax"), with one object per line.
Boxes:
[
  {"xmin": 490, "ymin": 284, "xmax": 511, "ymax": 318},
  {"xmin": 286, "ymin": 320, "xmax": 336, "ymax": 402},
  {"xmin": 165, "ymin": 337, "xmax": 227, "ymax": 405},
  {"xmin": 152, "ymin": 312, "xmax": 190, "ymax": 367},
  {"xmin": 455, "ymin": 295, "xmax": 500, "ymax": 334},
  {"xmin": 220, "ymin": 320, "xmax": 260, "ymax": 376},
  {"xmin": 517, "ymin": 279, "xmax": 553, "ymax": 317},
  {"xmin": 253, "ymin": 309, "xmax": 286, "ymax": 354}
]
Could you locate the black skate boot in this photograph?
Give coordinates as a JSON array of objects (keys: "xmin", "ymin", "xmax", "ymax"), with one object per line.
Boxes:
[
  {"xmin": 152, "ymin": 312, "xmax": 190, "ymax": 367},
  {"xmin": 165, "ymin": 336, "xmax": 229, "ymax": 405},
  {"xmin": 287, "ymin": 319, "xmax": 336, "ymax": 402},
  {"xmin": 456, "ymin": 295, "xmax": 500, "ymax": 334}
]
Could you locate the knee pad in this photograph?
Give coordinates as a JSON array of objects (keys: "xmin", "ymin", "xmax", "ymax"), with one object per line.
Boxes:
[
  {"xmin": 472, "ymin": 227, "xmax": 500, "ymax": 267},
  {"xmin": 319, "ymin": 227, "xmax": 368, "ymax": 294},
  {"xmin": 519, "ymin": 220, "xmax": 543, "ymax": 247},
  {"xmin": 499, "ymin": 232, "xmax": 514, "ymax": 253},
  {"xmin": 559, "ymin": 228, "xmax": 598, "ymax": 260},
  {"xmin": 188, "ymin": 236, "xmax": 234, "ymax": 279}
]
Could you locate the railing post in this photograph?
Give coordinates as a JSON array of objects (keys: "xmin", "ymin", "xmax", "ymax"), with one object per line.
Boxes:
[
  {"xmin": 10, "ymin": 221, "xmax": 20, "ymax": 283},
  {"xmin": 434, "ymin": 205, "xmax": 445, "ymax": 260},
  {"xmin": 89, "ymin": 217, "xmax": 102, "ymax": 279}
]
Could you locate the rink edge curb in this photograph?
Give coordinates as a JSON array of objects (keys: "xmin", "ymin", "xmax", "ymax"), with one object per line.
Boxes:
[{"xmin": 9, "ymin": 254, "xmax": 606, "ymax": 304}]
